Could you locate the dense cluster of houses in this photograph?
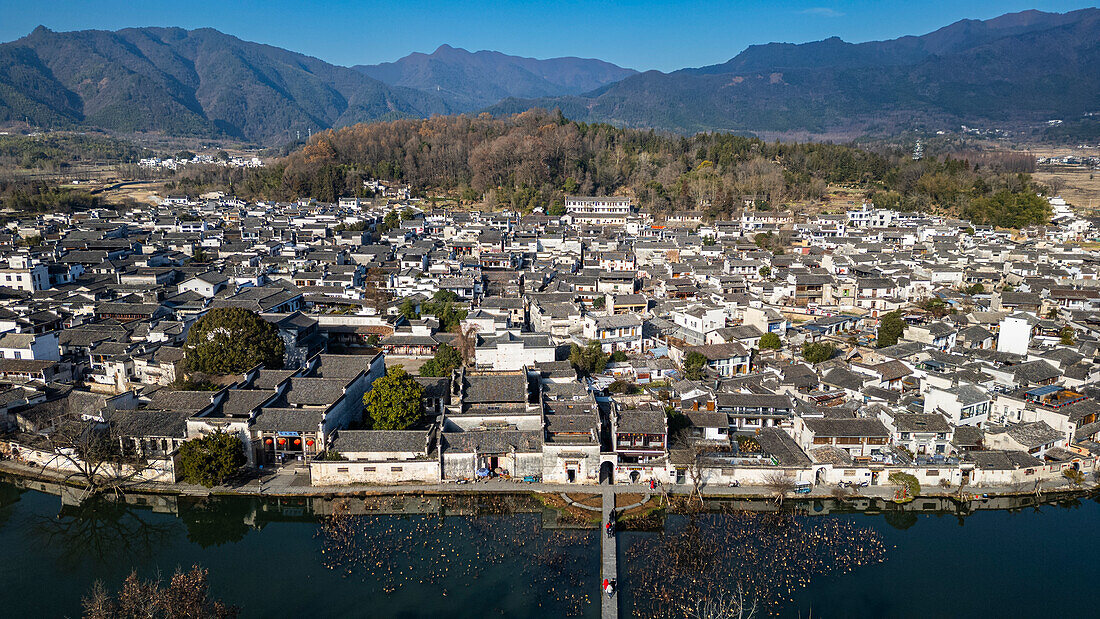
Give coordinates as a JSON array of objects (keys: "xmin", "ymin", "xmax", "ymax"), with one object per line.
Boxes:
[
  {"xmin": 1, "ymin": 190, "xmax": 1100, "ymax": 492},
  {"xmin": 139, "ymin": 154, "xmax": 264, "ymax": 170}
]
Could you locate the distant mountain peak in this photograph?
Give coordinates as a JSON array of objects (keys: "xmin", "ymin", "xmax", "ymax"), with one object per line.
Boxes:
[
  {"xmin": 3, "ymin": 9, "xmax": 1096, "ymax": 144},
  {"xmin": 484, "ymin": 8, "xmax": 1100, "ymax": 138},
  {"xmin": 354, "ymin": 45, "xmax": 637, "ymax": 112}
]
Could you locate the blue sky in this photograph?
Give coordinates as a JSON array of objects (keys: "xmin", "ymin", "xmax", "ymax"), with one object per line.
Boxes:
[{"xmin": 1, "ymin": 1, "xmax": 1096, "ymax": 71}]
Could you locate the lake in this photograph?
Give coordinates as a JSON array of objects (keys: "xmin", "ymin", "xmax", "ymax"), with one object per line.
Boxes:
[{"xmin": 0, "ymin": 479, "xmax": 1096, "ymax": 618}]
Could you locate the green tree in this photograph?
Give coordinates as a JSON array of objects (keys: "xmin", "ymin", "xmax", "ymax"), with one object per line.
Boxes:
[
  {"xmin": 888, "ymin": 471, "xmax": 921, "ymax": 503},
  {"xmin": 459, "ymin": 186, "xmax": 481, "ymax": 202},
  {"xmin": 548, "ymin": 200, "xmax": 566, "ymax": 216},
  {"xmin": 178, "ymin": 432, "xmax": 247, "ymax": 488},
  {"xmin": 758, "ymin": 332, "xmax": 782, "ymax": 350},
  {"xmin": 683, "ymin": 351, "xmax": 708, "ymax": 380},
  {"xmin": 607, "ymin": 379, "xmax": 637, "ymax": 395},
  {"xmin": 420, "ymin": 343, "xmax": 463, "ymax": 377},
  {"xmin": 399, "ymin": 298, "xmax": 420, "ymax": 321},
  {"xmin": 918, "ymin": 297, "xmax": 951, "ymax": 318},
  {"xmin": 419, "ymin": 290, "xmax": 467, "ymax": 330},
  {"xmin": 1060, "ymin": 326, "xmax": 1076, "ymax": 346},
  {"xmin": 877, "ymin": 310, "xmax": 906, "ymax": 348},
  {"xmin": 184, "ymin": 308, "xmax": 284, "ymax": 374},
  {"xmin": 758, "ymin": 265, "xmax": 771, "ymax": 279},
  {"xmin": 961, "ymin": 190, "xmax": 1050, "ymax": 228},
  {"xmin": 962, "ymin": 283, "xmax": 985, "ymax": 295},
  {"xmin": 609, "ymin": 350, "xmax": 628, "ymax": 363},
  {"xmin": 382, "ymin": 211, "xmax": 399, "ymax": 232},
  {"xmin": 801, "ymin": 342, "xmax": 836, "ymax": 364},
  {"xmin": 364, "ymin": 367, "xmax": 424, "ymax": 430},
  {"xmin": 569, "ymin": 341, "xmax": 608, "ymax": 376}
]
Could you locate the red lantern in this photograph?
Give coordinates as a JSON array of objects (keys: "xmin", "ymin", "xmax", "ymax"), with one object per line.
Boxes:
[
  {"xmin": 306, "ymin": 439, "xmax": 315, "ymax": 446},
  {"xmin": 277, "ymin": 438, "xmax": 286, "ymax": 445},
  {"xmin": 264, "ymin": 438, "xmax": 272, "ymax": 444},
  {"xmin": 293, "ymin": 438, "xmax": 301, "ymax": 446}
]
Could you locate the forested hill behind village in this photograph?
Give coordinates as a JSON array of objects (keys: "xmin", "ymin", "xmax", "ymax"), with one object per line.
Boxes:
[
  {"xmin": 169, "ymin": 111, "xmax": 1052, "ymax": 229},
  {"xmin": 1, "ymin": 9, "xmax": 1098, "ymax": 143}
]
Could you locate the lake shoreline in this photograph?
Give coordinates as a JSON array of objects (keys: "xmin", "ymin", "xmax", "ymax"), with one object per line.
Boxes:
[{"xmin": 4, "ymin": 459, "xmax": 1095, "ymax": 513}]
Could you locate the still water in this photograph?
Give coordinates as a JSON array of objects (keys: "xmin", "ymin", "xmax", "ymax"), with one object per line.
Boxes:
[{"xmin": 0, "ymin": 480, "xmax": 1096, "ymax": 618}]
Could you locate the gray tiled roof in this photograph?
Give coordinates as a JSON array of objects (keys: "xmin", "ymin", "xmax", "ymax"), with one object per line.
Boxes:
[
  {"xmin": 442, "ymin": 430, "xmax": 543, "ymax": 453},
  {"xmin": 146, "ymin": 390, "xmax": 217, "ymax": 413},
  {"xmin": 333, "ymin": 429, "xmax": 431, "ymax": 454},
  {"xmin": 252, "ymin": 408, "xmax": 322, "ymax": 432},
  {"xmin": 285, "ymin": 377, "xmax": 347, "ymax": 407},
  {"xmin": 112, "ymin": 409, "xmax": 190, "ymax": 438},
  {"xmin": 755, "ymin": 427, "xmax": 812, "ymax": 466},
  {"xmin": 310, "ymin": 354, "xmax": 371, "ymax": 379},
  {"xmin": 892, "ymin": 413, "xmax": 950, "ymax": 433},
  {"xmin": 966, "ymin": 450, "xmax": 1042, "ymax": 470},
  {"xmin": 1005, "ymin": 421, "xmax": 1063, "ymax": 448},
  {"xmin": 803, "ymin": 417, "xmax": 889, "ymax": 438},
  {"xmin": 463, "ymin": 373, "xmax": 528, "ymax": 404},
  {"xmin": 617, "ymin": 410, "xmax": 666, "ymax": 434}
]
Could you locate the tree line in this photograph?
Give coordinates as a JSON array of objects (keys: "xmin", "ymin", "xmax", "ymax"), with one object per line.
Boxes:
[{"xmin": 167, "ymin": 109, "xmax": 1052, "ymax": 227}]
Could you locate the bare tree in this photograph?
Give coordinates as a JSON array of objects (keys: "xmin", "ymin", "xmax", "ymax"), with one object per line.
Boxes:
[
  {"xmin": 42, "ymin": 417, "xmax": 153, "ymax": 501},
  {"xmin": 683, "ymin": 584, "xmax": 759, "ymax": 619},
  {"xmin": 762, "ymin": 471, "xmax": 797, "ymax": 506},
  {"xmin": 453, "ymin": 323, "xmax": 479, "ymax": 367},
  {"xmin": 361, "ymin": 267, "xmax": 391, "ymax": 314},
  {"xmin": 83, "ymin": 565, "xmax": 238, "ymax": 619},
  {"xmin": 830, "ymin": 485, "xmax": 853, "ymax": 502},
  {"xmin": 670, "ymin": 430, "xmax": 708, "ymax": 508},
  {"xmin": 686, "ymin": 444, "xmax": 711, "ymax": 508}
]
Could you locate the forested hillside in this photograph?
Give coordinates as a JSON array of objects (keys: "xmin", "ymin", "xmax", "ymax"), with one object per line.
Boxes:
[{"xmin": 173, "ymin": 110, "xmax": 1050, "ymax": 227}]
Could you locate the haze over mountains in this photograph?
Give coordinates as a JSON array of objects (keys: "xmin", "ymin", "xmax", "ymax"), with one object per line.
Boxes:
[
  {"xmin": 354, "ymin": 45, "xmax": 636, "ymax": 112},
  {"xmin": 0, "ymin": 8, "xmax": 1097, "ymax": 144}
]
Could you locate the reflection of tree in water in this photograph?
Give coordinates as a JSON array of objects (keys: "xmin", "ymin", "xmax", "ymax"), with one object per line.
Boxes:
[
  {"xmin": 0, "ymin": 480, "xmax": 26, "ymax": 528},
  {"xmin": 180, "ymin": 497, "xmax": 258, "ymax": 548},
  {"xmin": 625, "ymin": 509, "xmax": 889, "ymax": 618},
  {"xmin": 30, "ymin": 498, "xmax": 177, "ymax": 569},
  {"xmin": 316, "ymin": 495, "xmax": 595, "ymax": 616},
  {"xmin": 883, "ymin": 509, "xmax": 918, "ymax": 530}
]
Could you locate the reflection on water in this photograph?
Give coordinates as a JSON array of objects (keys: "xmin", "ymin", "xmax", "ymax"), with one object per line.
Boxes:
[
  {"xmin": 1, "ymin": 476, "xmax": 1098, "ymax": 619},
  {"xmin": 32, "ymin": 499, "xmax": 177, "ymax": 569}
]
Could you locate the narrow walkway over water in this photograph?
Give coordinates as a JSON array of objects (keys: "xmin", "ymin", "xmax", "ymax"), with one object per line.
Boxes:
[{"xmin": 601, "ymin": 487, "xmax": 618, "ymax": 619}]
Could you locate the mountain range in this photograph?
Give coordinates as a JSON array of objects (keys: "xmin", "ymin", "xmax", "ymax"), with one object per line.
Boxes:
[
  {"xmin": 0, "ymin": 9, "xmax": 1097, "ymax": 144},
  {"xmin": 489, "ymin": 8, "xmax": 1100, "ymax": 136},
  {"xmin": 354, "ymin": 44, "xmax": 636, "ymax": 112}
]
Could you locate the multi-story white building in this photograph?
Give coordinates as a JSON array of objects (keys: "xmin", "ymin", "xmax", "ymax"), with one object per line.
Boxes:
[{"xmin": 565, "ymin": 196, "xmax": 632, "ymax": 215}]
